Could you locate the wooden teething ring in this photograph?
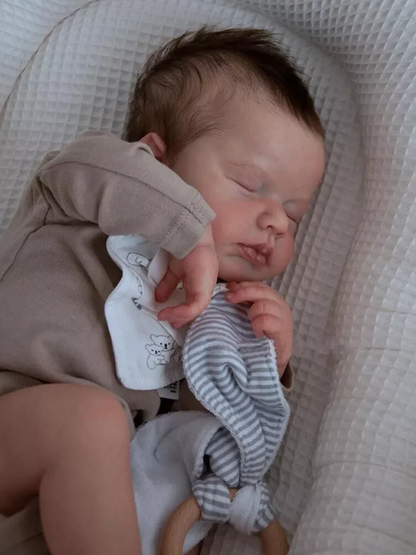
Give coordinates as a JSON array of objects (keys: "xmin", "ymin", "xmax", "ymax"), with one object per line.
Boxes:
[{"xmin": 160, "ymin": 489, "xmax": 289, "ymax": 555}]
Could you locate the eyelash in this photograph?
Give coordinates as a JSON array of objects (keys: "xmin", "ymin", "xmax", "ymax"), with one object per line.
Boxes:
[
  {"xmin": 236, "ymin": 180, "xmax": 301, "ymax": 224},
  {"xmin": 236, "ymin": 181, "xmax": 257, "ymax": 193}
]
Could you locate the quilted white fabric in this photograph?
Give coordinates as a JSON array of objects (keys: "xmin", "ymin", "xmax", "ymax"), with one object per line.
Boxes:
[{"xmin": 1, "ymin": 1, "xmax": 415, "ymax": 554}]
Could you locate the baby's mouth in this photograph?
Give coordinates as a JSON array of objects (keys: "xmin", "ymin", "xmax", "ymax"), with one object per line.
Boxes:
[{"xmin": 238, "ymin": 244, "xmax": 272, "ymax": 266}]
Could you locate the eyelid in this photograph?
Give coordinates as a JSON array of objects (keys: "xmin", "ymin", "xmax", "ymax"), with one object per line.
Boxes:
[
  {"xmin": 235, "ymin": 180, "xmax": 258, "ymax": 192},
  {"xmin": 283, "ymin": 202, "xmax": 303, "ymax": 223},
  {"xmin": 285, "ymin": 211, "xmax": 302, "ymax": 225}
]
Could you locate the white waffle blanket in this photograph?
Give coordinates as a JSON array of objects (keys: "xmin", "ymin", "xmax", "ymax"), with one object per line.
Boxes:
[{"xmin": 1, "ymin": 1, "xmax": 415, "ymax": 554}]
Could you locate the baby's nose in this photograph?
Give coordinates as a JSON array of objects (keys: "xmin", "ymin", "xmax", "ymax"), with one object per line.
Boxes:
[{"xmin": 258, "ymin": 201, "xmax": 289, "ymax": 235}]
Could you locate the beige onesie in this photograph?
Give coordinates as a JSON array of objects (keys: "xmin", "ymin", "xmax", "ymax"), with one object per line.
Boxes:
[
  {"xmin": 0, "ymin": 131, "xmax": 215, "ymax": 431},
  {"xmin": 0, "ymin": 131, "xmax": 293, "ymax": 554}
]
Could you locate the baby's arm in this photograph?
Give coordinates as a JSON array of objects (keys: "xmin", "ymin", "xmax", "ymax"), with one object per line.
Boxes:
[
  {"xmin": 36, "ymin": 131, "xmax": 218, "ymax": 322},
  {"xmin": 36, "ymin": 131, "xmax": 215, "ymax": 259}
]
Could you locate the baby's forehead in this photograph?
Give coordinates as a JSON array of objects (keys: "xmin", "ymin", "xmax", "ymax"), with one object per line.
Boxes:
[
  {"xmin": 214, "ymin": 92, "xmax": 320, "ymax": 144},
  {"xmin": 206, "ymin": 99, "xmax": 325, "ymax": 191}
]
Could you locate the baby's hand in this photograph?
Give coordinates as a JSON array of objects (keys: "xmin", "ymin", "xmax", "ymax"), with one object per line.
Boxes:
[
  {"xmin": 225, "ymin": 281, "xmax": 293, "ymax": 376},
  {"xmin": 156, "ymin": 225, "xmax": 218, "ymax": 328}
]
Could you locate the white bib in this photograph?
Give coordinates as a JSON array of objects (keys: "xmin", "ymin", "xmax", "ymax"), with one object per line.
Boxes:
[{"xmin": 105, "ymin": 235, "xmax": 187, "ymax": 391}]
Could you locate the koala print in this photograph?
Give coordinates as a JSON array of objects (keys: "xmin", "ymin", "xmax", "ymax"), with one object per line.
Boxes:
[
  {"xmin": 132, "ymin": 298, "xmax": 142, "ymax": 310},
  {"xmin": 150, "ymin": 334, "xmax": 178, "ymax": 364},
  {"xmin": 126, "ymin": 252, "xmax": 150, "ymax": 269},
  {"xmin": 145, "ymin": 343, "xmax": 165, "ymax": 370},
  {"xmin": 136, "ymin": 277, "xmax": 144, "ymax": 298},
  {"xmin": 145, "ymin": 334, "xmax": 181, "ymax": 369},
  {"xmin": 151, "ymin": 334, "xmax": 175, "ymax": 351},
  {"xmin": 131, "ymin": 277, "xmax": 144, "ymax": 311}
]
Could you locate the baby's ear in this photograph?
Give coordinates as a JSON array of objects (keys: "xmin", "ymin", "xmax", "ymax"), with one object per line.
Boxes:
[{"xmin": 139, "ymin": 133, "xmax": 166, "ymax": 162}]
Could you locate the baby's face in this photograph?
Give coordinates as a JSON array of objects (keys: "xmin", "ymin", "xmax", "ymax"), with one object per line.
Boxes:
[{"xmin": 172, "ymin": 95, "xmax": 325, "ymax": 282}]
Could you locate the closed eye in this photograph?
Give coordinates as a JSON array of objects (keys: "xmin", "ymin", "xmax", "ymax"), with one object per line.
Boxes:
[
  {"xmin": 235, "ymin": 181, "xmax": 258, "ymax": 193},
  {"xmin": 283, "ymin": 200, "xmax": 309, "ymax": 225},
  {"xmin": 284, "ymin": 208, "xmax": 302, "ymax": 225}
]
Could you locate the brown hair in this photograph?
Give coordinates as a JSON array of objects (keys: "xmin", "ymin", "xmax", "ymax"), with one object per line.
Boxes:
[{"xmin": 125, "ymin": 27, "xmax": 324, "ymax": 161}]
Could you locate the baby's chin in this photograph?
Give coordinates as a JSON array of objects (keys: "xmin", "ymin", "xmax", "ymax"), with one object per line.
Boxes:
[{"xmin": 218, "ymin": 257, "xmax": 283, "ymax": 283}]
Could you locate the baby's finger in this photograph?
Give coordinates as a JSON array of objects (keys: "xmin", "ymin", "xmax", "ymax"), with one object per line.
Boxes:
[
  {"xmin": 181, "ymin": 290, "xmax": 211, "ymax": 323},
  {"xmin": 248, "ymin": 300, "xmax": 281, "ymax": 322},
  {"xmin": 155, "ymin": 269, "xmax": 179, "ymax": 303},
  {"xmin": 226, "ymin": 284, "xmax": 280, "ymax": 305},
  {"xmin": 158, "ymin": 305, "xmax": 187, "ymax": 324},
  {"xmin": 250, "ymin": 313, "xmax": 279, "ymax": 338},
  {"xmin": 251, "ymin": 315, "xmax": 291, "ymax": 368},
  {"xmin": 227, "ymin": 281, "xmax": 265, "ymax": 292},
  {"xmin": 158, "ymin": 293, "xmax": 206, "ymax": 326}
]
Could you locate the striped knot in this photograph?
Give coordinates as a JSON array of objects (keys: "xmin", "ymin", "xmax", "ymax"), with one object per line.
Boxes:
[{"xmin": 193, "ymin": 475, "xmax": 275, "ymax": 534}]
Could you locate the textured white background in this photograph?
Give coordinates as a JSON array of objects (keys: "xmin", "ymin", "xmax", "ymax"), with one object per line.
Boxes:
[{"xmin": 1, "ymin": 1, "xmax": 415, "ymax": 554}]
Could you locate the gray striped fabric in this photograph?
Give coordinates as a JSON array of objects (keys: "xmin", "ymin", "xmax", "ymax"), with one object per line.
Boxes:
[{"xmin": 182, "ymin": 287, "xmax": 290, "ymax": 532}]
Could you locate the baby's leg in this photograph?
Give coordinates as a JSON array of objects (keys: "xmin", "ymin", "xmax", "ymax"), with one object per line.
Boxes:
[{"xmin": 0, "ymin": 384, "xmax": 141, "ymax": 555}]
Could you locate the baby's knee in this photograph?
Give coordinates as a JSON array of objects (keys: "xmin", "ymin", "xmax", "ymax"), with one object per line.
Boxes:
[
  {"xmin": 72, "ymin": 385, "xmax": 129, "ymax": 432},
  {"xmin": 0, "ymin": 384, "xmax": 130, "ymax": 514},
  {"xmin": 59, "ymin": 385, "xmax": 131, "ymax": 449}
]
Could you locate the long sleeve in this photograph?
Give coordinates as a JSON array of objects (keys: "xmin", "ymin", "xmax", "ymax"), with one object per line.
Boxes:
[
  {"xmin": 36, "ymin": 131, "xmax": 215, "ymax": 259},
  {"xmin": 0, "ymin": 131, "xmax": 216, "ymax": 423}
]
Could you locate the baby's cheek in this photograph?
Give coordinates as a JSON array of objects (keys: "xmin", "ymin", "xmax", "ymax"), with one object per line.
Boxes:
[
  {"xmin": 211, "ymin": 199, "xmax": 250, "ymax": 240},
  {"xmin": 218, "ymin": 256, "xmax": 269, "ymax": 282},
  {"xmin": 218, "ymin": 256, "xmax": 249, "ymax": 282},
  {"xmin": 271, "ymin": 238, "xmax": 294, "ymax": 274},
  {"xmin": 211, "ymin": 211, "xmax": 235, "ymax": 244}
]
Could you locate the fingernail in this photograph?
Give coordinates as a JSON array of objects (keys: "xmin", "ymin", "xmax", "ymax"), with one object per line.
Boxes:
[{"xmin": 225, "ymin": 293, "xmax": 234, "ymax": 301}]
